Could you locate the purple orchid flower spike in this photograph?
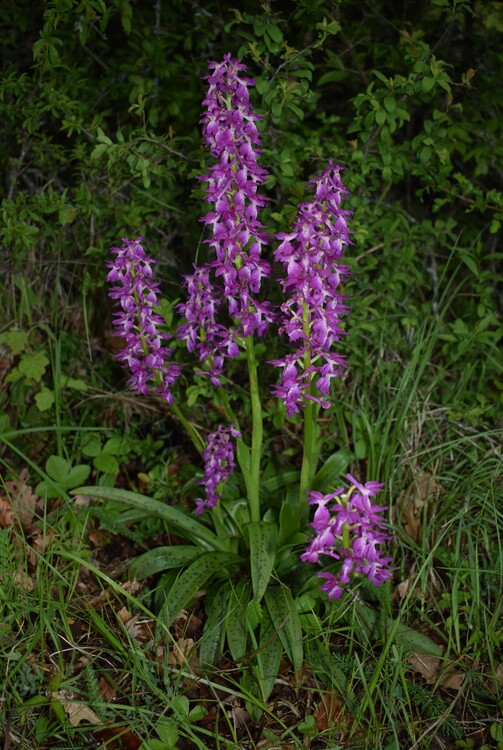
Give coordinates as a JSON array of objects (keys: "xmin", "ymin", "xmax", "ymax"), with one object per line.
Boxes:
[
  {"xmin": 177, "ymin": 54, "xmax": 274, "ymax": 383},
  {"xmin": 271, "ymin": 162, "xmax": 352, "ymax": 417},
  {"xmin": 107, "ymin": 237, "xmax": 181, "ymax": 404},
  {"xmin": 194, "ymin": 424, "xmax": 242, "ymax": 514},
  {"xmin": 301, "ymin": 474, "xmax": 393, "ymax": 599}
]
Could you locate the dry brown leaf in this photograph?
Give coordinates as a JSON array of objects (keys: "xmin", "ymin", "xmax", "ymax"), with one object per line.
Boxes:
[
  {"xmin": 89, "ymin": 589, "xmax": 110, "ymax": 607},
  {"xmin": 125, "ymin": 616, "xmax": 155, "ymax": 644},
  {"xmin": 120, "ymin": 580, "xmax": 142, "ymax": 596},
  {"xmin": 12, "ymin": 566, "xmax": 34, "ymax": 592},
  {"xmin": 89, "ymin": 579, "xmax": 142, "ymax": 609},
  {"xmin": 54, "ymin": 690, "xmax": 102, "ymax": 726},
  {"xmin": 407, "ymin": 653, "xmax": 440, "ymax": 682},
  {"xmin": 403, "ymin": 510, "xmax": 422, "ymax": 543},
  {"xmin": 168, "ymin": 637, "xmax": 195, "ymax": 668},
  {"xmin": 98, "ymin": 676, "xmax": 116, "ymax": 703},
  {"xmin": 396, "ymin": 575, "xmax": 421, "ymax": 602},
  {"xmin": 27, "ymin": 529, "xmax": 56, "ymax": 567},
  {"xmin": 117, "ymin": 607, "xmax": 133, "ymax": 624},
  {"xmin": 407, "ymin": 653, "xmax": 465, "ymax": 691},
  {"xmin": 441, "ymin": 670, "xmax": 464, "ymax": 690},
  {"xmin": 228, "ymin": 705, "xmax": 249, "ymax": 731},
  {"xmin": 398, "ymin": 472, "xmax": 438, "ymax": 542},
  {"xmin": 73, "ymin": 494, "xmax": 91, "ymax": 506},
  {"xmin": 92, "ymin": 726, "xmax": 142, "ymax": 750},
  {"xmin": 4, "ymin": 468, "xmax": 37, "ymax": 528},
  {"xmin": 314, "ymin": 692, "xmax": 343, "ymax": 731},
  {"xmin": 0, "ymin": 497, "xmax": 14, "ymax": 528}
]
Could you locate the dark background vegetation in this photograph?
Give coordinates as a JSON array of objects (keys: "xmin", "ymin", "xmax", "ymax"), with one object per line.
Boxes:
[{"xmin": 1, "ymin": 0, "xmax": 501, "ymax": 446}]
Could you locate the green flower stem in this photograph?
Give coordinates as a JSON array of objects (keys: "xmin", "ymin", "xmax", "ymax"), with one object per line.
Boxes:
[
  {"xmin": 217, "ymin": 385, "xmax": 240, "ymax": 430},
  {"xmin": 245, "ymin": 334, "xmax": 263, "ymax": 524},
  {"xmin": 299, "ymin": 397, "xmax": 314, "ymax": 505},
  {"xmin": 298, "ymin": 303, "xmax": 320, "ymax": 508},
  {"xmin": 342, "ymin": 521, "xmax": 350, "ymax": 549},
  {"xmin": 170, "ymin": 402, "xmax": 205, "ymax": 454},
  {"xmin": 216, "ymin": 382, "xmax": 254, "ymax": 505},
  {"xmin": 340, "ymin": 489, "xmax": 352, "ymax": 549},
  {"xmin": 130, "ymin": 270, "xmax": 205, "ymax": 455},
  {"xmin": 216, "ymin": 385, "xmax": 254, "ymax": 507}
]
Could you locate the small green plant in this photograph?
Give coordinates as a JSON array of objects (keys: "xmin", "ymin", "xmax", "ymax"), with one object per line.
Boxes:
[{"xmin": 36, "ymin": 455, "xmax": 90, "ymax": 498}]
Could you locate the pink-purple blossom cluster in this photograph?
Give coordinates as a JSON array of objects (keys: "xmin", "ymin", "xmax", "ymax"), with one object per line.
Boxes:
[
  {"xmin": 177, "ymin": 53, "xmax": 273, "ymax": 384},
  {"xmin": 194, "ymin": 425, "xmax": 241, "ymax": 515},
  {"xmin": 271, "ymin": 163, "xmax": 351, "ymax": 417},
  {"xmin": 106, "ymin": 238, "xmax": 181, "ymax": 404},
  {"xmin": 176, "ymin": 266, "xmax": 239, "ymax": 386},
  {"xmin": 301, "ymin": 474, "xmax": 393, "ymax": 599}
]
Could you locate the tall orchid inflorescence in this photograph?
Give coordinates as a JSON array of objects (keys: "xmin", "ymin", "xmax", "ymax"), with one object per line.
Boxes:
[
  {"xmin": 177, "ymin": 53, "xmax": 274, "ymax": 385},
  {"xmin": 106, "ymin": 238, "xmax": 181, "ymax": 404},
  {"xmin": 301, "ymin": 475, "xmax": 393, "ymax": 599},
  {"xmin": 271, "ymin": 163, "xmax": 351, "ymax": 417}
]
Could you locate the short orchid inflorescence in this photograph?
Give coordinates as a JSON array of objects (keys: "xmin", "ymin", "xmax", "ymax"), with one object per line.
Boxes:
[
  {"xmin": 194, "ymin": 425, "xmax": 241, "ymax": 515},
  {"xmin": 301, "ymin": 474, "xmax": 393, "ymax": 599},
  {"xmin": 106, "ymin": 237, "xmax": 181, "ymax": 404},
  {"xmin": 271, "ymin": 163, "xmax": 351, "ymax": 417}
]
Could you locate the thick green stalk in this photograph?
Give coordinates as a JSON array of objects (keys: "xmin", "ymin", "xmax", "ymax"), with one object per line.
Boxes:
[
  {"xmin": 245, "ymin": 334, "xmax": 263, "ymax": 523},
  {"xmin": 299, "ymin": 396, "xmax": 315, "ymax": 505},
  {"xmin": 298, "ymin": 303, "xmax": 319, "ymax": 507}
]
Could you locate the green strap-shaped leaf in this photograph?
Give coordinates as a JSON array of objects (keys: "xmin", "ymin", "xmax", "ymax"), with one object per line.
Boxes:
[
  {"xmin": 264, "ymin": 585, "xmax": 303, "ymax": 674},
  {"xmin": 129, "ymin": 545, "xmax": 201, "ymax": 579},
  {"xmin": 255, "ymin": 607, "xmax": 283, "ymax": 701},
  {"xmin": 353, "ymin": 602, "xmax": 443, "ymax": 656},
  {"xmin": 74, "ymin": 486, "xmax": 223, "ymax": 550},
  {"xmin": 311, "ymin": 449, "xmax": 352, "ymax": 492},
  {"xmin": 158, "ymin": 551, "xmax": 242, "ymax": 628},
  {"xmin": 226, "ymin": 580, "xmax": 251, "ymax": 662},
  {"xmin": 277, "ymin": 500, "xmax": 297, "ymax": 547},
  {"xmin": 199, "ymin": 581, "xmax": 232, "ymax": 669},
  {"xmin": 247, "ymin": 521, "xmax": 277, "ymax": 602},
  {"xmin": 260, "ymin": 469, "xmax": 299, "ymax": 494}
]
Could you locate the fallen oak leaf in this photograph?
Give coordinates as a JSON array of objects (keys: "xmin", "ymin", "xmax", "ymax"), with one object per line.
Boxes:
[
  {"xmin": 406, "ymin": 653, "xmax": 440, "ymax": 682},
  {"xmin": 440, "ymin": 670, "xmax": 465, "ymax": 691},
  {"xmin": 53, "ymin": 690, "xmax": 142, "ymax": 749},
  {"xmin": 53, "ymin": 690, "xmax": 102, "ymax": 727},
  {"xmin": 98, "ymin": 676, "xmax": 116, "ymax": 703},
  {"xmin": 0, "ymin": 496, "xmax": 14, "ymax": 527},
  {"xmin": 313, "ymin": 691, "xmax": 343, "ymax": 731},
  {"xmin": 4, "ymin": 468, "xmax": 37, "ymax": 529},
  {"xmin": 168, "ymin": 637, "xmax": 196, "ymax": 668}
]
